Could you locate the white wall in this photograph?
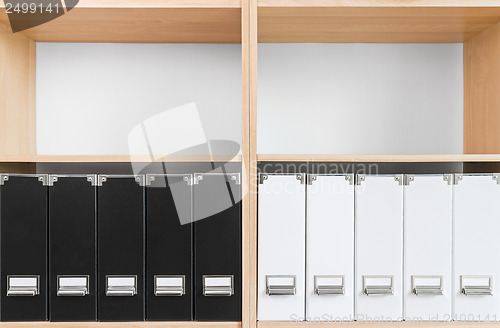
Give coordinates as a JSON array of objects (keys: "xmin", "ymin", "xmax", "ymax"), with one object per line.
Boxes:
[
  {"xmin": 257, "ymin": 43, "xmax": 464, "ymax": 155},
  {"xmin": 36, "ymin": 43, "xmax": 242, "ymax": 155}
]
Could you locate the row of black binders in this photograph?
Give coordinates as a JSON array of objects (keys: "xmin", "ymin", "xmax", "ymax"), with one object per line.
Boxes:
[{"xmin": 0, "ymin": 173, "xmax": 241, "ymax": 322}]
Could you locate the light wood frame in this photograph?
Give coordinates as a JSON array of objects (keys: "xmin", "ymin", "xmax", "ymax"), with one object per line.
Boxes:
[
  {"xmin": 249, "ymin": 3, "xmax": 500, "ymax": 328},
  {"xmin": 2, "ymin": 1, "xmax": 500, "ymax": 328}
]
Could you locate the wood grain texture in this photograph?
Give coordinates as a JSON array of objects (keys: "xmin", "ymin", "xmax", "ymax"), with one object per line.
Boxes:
[
  {"xmin": 0, "ymin": 6, "xmax": 241, "ymax": 43},
  {"xmin": 0, "ymin": 323, "xmax": 240, "ymax": 328},
  {"xmin": 256, "ymin": 154, "xmax": 500, "ymax": 162},
  {"xmin": 66, "ymin": 0, "xmax": 241, "ymax": 8},
  {"xmin": 241, "ymin": 0, "xmax": 251, "ymax": 327},
  {"xmin": 58, "ymin": 0, "xmax": 241, "ymax": 8},
  {"xmin": 0, "ymin": 155, "xmax": 242, "ymax": 163},
  {"xmin": 257, "ymin": 322, "xmax": 500, "ymax": 328},
  {"xmin": 258, "ymin": 7, "xmax": 500, "ymax": 43},
  {"xmin": 0, "ymin": 23, "xmax": 36, "ymax": 156},
  {"xmin": 248, "ymin": 0, "xmax": 258, "ymax": 327},
  {"xmin": 259, "ymin": 0, "xmax": 500, "ymax": 7},
  {"xmin": 464, "ymin": 22, "xmax": 500, "ymax": 154}
]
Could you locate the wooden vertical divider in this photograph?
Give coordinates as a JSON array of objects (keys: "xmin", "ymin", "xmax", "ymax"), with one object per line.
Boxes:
[
  {"xmin": 464, "ymin": 21, "xmax": 500, "ymax": 154},
  {"xmin": 0, "ymin": 23, "xmax": 36, "ymax": 156},
  {"xmin": 241, "ymin": 0, "xmax": 258, "ymax": 326},
  {"xmin": 241, "ymin": 0, "xmax": 251, "ymax": 326}
]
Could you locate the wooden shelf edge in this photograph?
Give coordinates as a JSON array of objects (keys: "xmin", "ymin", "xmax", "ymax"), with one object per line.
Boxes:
[
  {"xmin": 0, "ymin": 323, "xmax": 241, "ymax": 328},
  {"xmin": 0, "ymin": 2, "xmax": 242, "ymax": 43},
  {"xmin": 258, "ymin": 0, "xmax": 500, "ymax": 8},
  {"xmin": 0, "ymin": 0, "xmax": 242, "ymax": 9},
  {"xmin": 76, "ymin": 0, "xmax": 241, "ymax": 8},
  {"xmin": 258, "ymin": 322, "xmax": 500, "ymax": 328},
  {"xmin": 0, "ymin": 155, "xmax": 242, "ymax": 163},
  {"xmin": 256, "ymin": 154, "xmax": 500, "ymax": 162}
]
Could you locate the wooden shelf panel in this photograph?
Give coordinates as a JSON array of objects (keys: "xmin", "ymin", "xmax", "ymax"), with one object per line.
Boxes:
[
  {"xmin": 0, "ymin": 155, "xmax": 242, "ymax": 163},
  {"xmin": 258, "ymin": 5, "xmax": 500, "ymax": 43},
  {"xmin": 66, "ymin": 0, "xmax": 241, "ymax": 8},
  {"xmin": 259, "ymin": 0, "xmax": 500, "ymax": 7},
  {"xmin": 257, "ymin": 322, "xmax": 500, "ymax": 328},
  {"xmin": 464, "ymin": 22, "xmax": 500, "ymax": 154},
  {"xmin": 0, "ymin": 0, "xmax": 242, "ymax": 43},
  {"xmin": 0, "ymin": 323, "xmax": 240, "ymax": 328},
  {"xmin": 257, "ymin": 154, "xmax": 500, "ymax": 162}
]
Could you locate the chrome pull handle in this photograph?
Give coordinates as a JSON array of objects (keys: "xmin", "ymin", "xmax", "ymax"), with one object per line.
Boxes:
[
  {"xmin": 7, "ymin": 289, "xmax": 38, "ymax": 296},
  {"xmin": 155, "ymin": 275, "xmax": 185, "ymax": 297},
  {"xmin": 57, "ymin": 288, "xmax": 87, "ymax": 297},
  {"xmin": 363, "ymin": 275, "xmax": 394, "ymax": 296},
  {"xmin": 106, "ymin": 288, "xmax": 136, "ymax": 297},
  {"xmin": 106, "ymin": 275, "xmax": 137, "ymax": 297},
  {"xmin": 156, "ymin": 287, "xmax": 184, "ymax": 296},
  {"xmin": 57, "ymin": 275, "xmax": 89, "ymax": 297},
  {"xmin": 414, "ymin": 286, "xmax": 443, "ymax": 295},
  {"xmin": 316, "ymin": 285, "xmax": 344, "ymax": 295},
  {"xmin": 314, "ymin": 275, "xmax": 344, "ymax": 295},
  {"xmin": 267, "ymin": 286, "xmax": 296, "ymax": 295},
  {"xmin": 412, "ymin": 276, "xmax": 443, "ymax": 296},
  {"xmin": 365, "ymin": 286, "xmax": 393, "ymax": 295},
  {"xmin": 461, "ymin": 276, "xmax": 493, "ymax": 296},
  {"xmin": 203, "ymin": 275, "xmax": 233, "ymax": 297},
  {"xmin": 266, "ymin": 275, "xmax": 296, "ymax": 296},
  {"xmin": 7, "ymin": 275, "xmax": 40, "ymax": 297},
  {"xmin": 204, "ymin": 286, "xmax": 233, "ymax": 296},
  {"xmin": 463, "ymin": 287, "xmax": 492, "ymax": 296}
]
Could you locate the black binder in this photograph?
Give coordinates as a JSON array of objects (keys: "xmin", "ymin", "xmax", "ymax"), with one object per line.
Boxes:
[
  {"xmin": 48, "ymin": 175, "xmax": 97, "ymax": 321},
  {"xmin": 193, "ymin": 173, "xmax": 242, "ymax": 321},
  {"xmin": 97, "ymin": 175, "xmax": 145, "ymax": 321},
  {"xmin": 146, "ymin": 174, "xmax": 193, "ymax": 321},
  {"xmin": 0, "ymin": 175, "xmax": 48, "ymax": 321}
]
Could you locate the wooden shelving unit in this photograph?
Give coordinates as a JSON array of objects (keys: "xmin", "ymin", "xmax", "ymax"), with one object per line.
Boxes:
[
  {"xmin": 0, "ymin": 1, "xmax": 249, "ymax": 327},
  {"xmin": 0, "ymin": 0, "xmax": 245, "ymax": 168},
  {"xmin": 2, "ymin": 1, "xmax": 500, "ymax": 328},
  {"xmin": 248, "ymin": 2, "xmax": 500, "ymax": 328},
  {"xmin": 0, "ymin": 0, "xmax": 244, "ymax": 164}
]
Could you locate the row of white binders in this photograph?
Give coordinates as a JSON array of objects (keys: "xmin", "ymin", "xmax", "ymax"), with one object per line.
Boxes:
[{"xmin": 257, "ymin": 173, "xmax": 500, "ymax": 322}]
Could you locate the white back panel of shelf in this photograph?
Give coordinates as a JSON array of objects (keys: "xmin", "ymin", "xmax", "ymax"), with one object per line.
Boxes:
[
  {"xmin": 36, "ymin": 43, "xmax": 242, "ymax": 156},
  {"xmin": 257, "ymin": 43, "xmax": 463, "ymax": 155}
]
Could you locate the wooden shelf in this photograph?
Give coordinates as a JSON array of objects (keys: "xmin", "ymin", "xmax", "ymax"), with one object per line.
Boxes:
[
  {"xmin": 0, "ymin": 155, "xmax": 242, "ymax": 163},
  {"xmin": 258, "ymin": 1, "xmax": 500, "ymax": 43},
  {"xmin": 0, "ymin": 323, "xmax": 240, "ymax": 328},
  {"xmin": 73, "ymin": 0, "xmax": 241, "ymax": 8},
  {"xmin": 259, "ymin": 0, "xmax": 500, "ymax": 7},
  {"xmin": 0, "ymin": 0, "xmax": 242, "ymax": 43},
  {"xmin": 257, "ymin": 154, "xmax": 500, "ymax": 162},
  {"xmin": 257, "ymin": 322, "xmax": 500, "ymax": 328}
]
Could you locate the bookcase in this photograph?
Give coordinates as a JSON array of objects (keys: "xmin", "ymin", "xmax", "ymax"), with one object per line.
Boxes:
[{"xmin": 2, "ymin": 1, "xmax": 500, "ymax": 327}]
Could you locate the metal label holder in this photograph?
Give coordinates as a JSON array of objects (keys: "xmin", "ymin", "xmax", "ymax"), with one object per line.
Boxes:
[
  {"xmin": 203, "ymin": 275, "xmax": 234, "ymax": 297},
  {"xmin": 411, "ymin": 275, "xmax": 443, "ymax": 296},
  {"xmin": 314, "ymin": 275, "xmax": 345, "ymax": 295},
  {"xmin": 266, "ymin": 275, "xmax": 296, "ymax": 296},
  {"xmin": 154, "ymin": 275, "xmax": 185, "ymax": 297},
  {"xmin": 461, "ymin": 275, "xmax": 493, "ymax": 296},
  {"xmin": 7, "ymin": 275, "xmax": 40, "ymax": 297},
  {"xmin": 363, "ymin": 275, "xmax": 394, "ymax": 296},
  {"xmin": 105, "ymin": 275, "xmax": 137, "ymax": 297},
  {"xmin": 57, "ymin": 275, "xmax": 89, "ymax": 297}
]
